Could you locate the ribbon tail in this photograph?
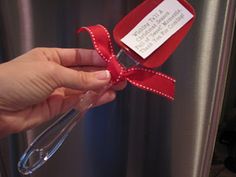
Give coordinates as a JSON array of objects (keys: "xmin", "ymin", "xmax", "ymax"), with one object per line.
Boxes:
[{"xmin": 125, "ymin": 68, "xmax": 175, "ymax": 100}]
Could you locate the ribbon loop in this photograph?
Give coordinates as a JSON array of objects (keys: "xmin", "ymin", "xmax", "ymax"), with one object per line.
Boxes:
[
  {"xmin": 107, "ymin": 55, "xmax": 125, "ymax": 84},
  {"xmin": 77, "ymin": 25, "xmax": 175, "ymax": 100}
]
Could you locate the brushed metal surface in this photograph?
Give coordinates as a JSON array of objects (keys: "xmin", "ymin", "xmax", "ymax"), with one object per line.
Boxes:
[{"xmin": 0, "ymin": 0, "xmax": 235, "ymax": 177}]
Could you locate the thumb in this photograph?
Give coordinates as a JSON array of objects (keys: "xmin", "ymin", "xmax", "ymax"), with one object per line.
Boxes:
[{"xmin": 54, "ymin": 65, "xmax": 111, "ymax": 90}]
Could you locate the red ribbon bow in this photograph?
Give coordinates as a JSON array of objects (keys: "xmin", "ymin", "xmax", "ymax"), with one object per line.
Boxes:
[{"xmin": 77, "ymin": 25, "xmax": 175, "ymax": 100}]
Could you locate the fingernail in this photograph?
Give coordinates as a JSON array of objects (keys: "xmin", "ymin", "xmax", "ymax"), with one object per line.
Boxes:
[{"xmin": 95, "ymin": 70, "xmax": 110, "ymax": 80}]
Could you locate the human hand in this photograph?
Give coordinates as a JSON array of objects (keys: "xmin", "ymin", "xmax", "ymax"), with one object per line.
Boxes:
[{"xmin": 0, "ymin": 48, "xmax": 126, "ymax": 138}]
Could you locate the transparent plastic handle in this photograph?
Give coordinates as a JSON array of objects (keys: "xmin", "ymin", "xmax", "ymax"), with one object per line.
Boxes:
[
  {"xmin": 18, "ymin": 87, "xmax": 110, "ymax": 175},
  {"xmin": 17, "ymin": 50, "xmax": 127, "ymax": 175}
]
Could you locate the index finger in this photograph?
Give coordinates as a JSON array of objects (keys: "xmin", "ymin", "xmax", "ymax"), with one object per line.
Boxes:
[{"xmin": 56, "ymin": 48, "xmax": 106, "ymax": 67}]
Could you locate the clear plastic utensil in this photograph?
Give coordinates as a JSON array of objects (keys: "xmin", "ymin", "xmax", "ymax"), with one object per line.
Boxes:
[{"xmin": 18, "ymin": 50, "xmax": 127, "ymax": 175}]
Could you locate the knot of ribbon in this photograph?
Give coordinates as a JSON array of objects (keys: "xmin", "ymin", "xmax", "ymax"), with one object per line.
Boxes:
[{"xmin": 77, "ymin": 25, "xmax": 175, "ymax": 100}]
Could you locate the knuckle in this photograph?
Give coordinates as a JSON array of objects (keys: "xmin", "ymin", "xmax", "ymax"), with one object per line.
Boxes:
[
  {"xmin": 46, "ymin": 62, "xmax": 57, "ymax": 73},
  {"xmin": 78, "ymin": 72, "xmax": 90, "ymax": 89},
  {"xmin": 46, "ymin": 63, "xmax": 61, "ymax": 86}
]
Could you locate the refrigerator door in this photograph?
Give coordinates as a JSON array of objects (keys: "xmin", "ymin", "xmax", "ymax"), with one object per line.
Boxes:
[{"xmin": 0, "ymin": 0, "xmax": 235, "ymax": 177}]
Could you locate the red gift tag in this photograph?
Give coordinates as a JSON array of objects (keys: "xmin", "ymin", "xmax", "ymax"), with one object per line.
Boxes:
[
  {"xmin": 77, "ymin": 0, "xmax": 196, "ymax": 100},
  {"xmin": 113, "ymin": 0, "xmax": 196, "ymax": 68}
]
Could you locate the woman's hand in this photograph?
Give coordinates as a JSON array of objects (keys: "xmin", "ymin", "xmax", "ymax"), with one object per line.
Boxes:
[{"xmin": 0, "ymin": 48, "xmax": 126, "ymax": 138}]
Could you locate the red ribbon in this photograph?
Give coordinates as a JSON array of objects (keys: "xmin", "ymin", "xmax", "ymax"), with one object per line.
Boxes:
[{"xmin": 77, "ymin": 25, "xmax": 175, "ymax": 100}]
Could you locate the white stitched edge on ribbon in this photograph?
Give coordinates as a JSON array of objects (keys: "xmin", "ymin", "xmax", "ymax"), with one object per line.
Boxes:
[
  {"xmin": 98, "ymin": 25, "xmax": 115, "ymax": 54},
  {"xmin": 127, "ymin": 78, "xmax": 174, "ymax": 100},
  {"xmin": 83, "ymin": 27, "xmax": 110, "ymax": 63},
  {"xmin": 84, "ymin": 26, "xmax": 123, "ymax": 84},
  {"xmin": 108, "ymin": 55, "xmax": 124, "ymax": 84},
  {"xmin": 127, "ymin": 67, "xmax": 176, "ymax": 82}
]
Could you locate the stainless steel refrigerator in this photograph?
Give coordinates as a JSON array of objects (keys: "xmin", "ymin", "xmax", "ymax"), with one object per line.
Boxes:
[{"xmin": 0, "ymin": 0, "xmax": 235, "ymax": 177}]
